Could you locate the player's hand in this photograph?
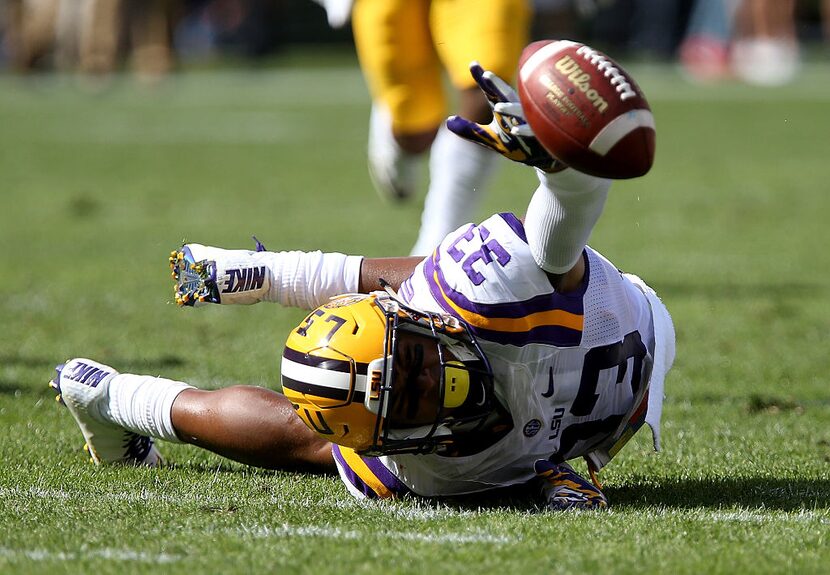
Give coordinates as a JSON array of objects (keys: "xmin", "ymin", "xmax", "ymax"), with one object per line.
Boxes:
[
  {"xmin": 534, "ymin": 459, "xmax": 608, "ymax": 511},
  {"xmin": 447, "ymin": 62, "xmax": 563, "ymax": 172}
]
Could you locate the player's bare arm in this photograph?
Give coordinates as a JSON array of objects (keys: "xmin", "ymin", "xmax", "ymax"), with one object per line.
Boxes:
[{"xmin": 358, "ymin": 257, "xmax": 422, "ymax": 293}]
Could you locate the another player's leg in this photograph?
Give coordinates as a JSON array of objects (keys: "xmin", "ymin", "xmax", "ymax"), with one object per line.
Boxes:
[
  {"xmin": 409, "ymin": 87, "xmax": 497, "ymax": 255},
  {"xmin": 366, "ymin": 104, "xmax": 428, "ymax": 202},
  {"xmin": 353, "ymin": 0, "xmax": 442, "ymax": 203},
  {"xmin": 409, "ymin": 0, "xmax": 531, "ymax": 256}
]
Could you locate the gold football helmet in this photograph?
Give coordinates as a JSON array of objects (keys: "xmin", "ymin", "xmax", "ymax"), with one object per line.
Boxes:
[{"xmin": 281, "ymin": 293, "xmax": 495, "ymax": 456}]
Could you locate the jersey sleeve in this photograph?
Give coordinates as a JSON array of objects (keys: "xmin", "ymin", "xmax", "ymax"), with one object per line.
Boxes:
[
  {"xmin": 401, "ymin": 213, "xmax": 587, "ymax": 347},
  {"xmin": 332, "ymin": 445, "xmax": 412, "ymax": 500}
]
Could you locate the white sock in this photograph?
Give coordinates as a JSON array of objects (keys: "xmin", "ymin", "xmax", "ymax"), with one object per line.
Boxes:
[
  {"xmin": 525, "ymin": 169, "xmax": 612, "ymax": 274},
  {"xmin": 410, "ymin": 127, "xmax": 499, "ymax": 255},
  {"xmin": 103, "ymin": 374, "xmax": 193, "ymax": 443}
]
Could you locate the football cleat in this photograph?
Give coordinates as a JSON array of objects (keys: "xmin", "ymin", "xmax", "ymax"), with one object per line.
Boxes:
[
  {"xmin": 534, "ymin": 459, "xmax": 608, "ymax": 511},
  {"xmin": 169, "ymin": 239, "xmax": 271, "ymax": 307},
  {"xmin": 169, "ymin": 246, "xmax": 220, "ymax": 306},
  {"xmin": 367, "ymin": 105, "xmax": 419, "ymax": 202},
  {"xmin": 49, "ymin": 359, "xmax": 162, "ymax": 466}
]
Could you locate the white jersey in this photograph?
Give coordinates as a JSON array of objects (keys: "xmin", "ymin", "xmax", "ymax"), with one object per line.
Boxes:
[
  {"xmin": 373, "ymin": 213, "xmax": 668, "ymax": 496},
  {"xmin": 331, "ymin": 213, "xmax": 675, "ymax": 498}
]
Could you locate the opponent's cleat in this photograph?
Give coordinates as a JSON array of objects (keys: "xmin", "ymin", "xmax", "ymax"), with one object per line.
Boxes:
[
  {"xmin": 50, "ymin": 359, "xmax": 162, "ymax": 466},
  {"xmin": 170, "ymin": 246, "xmax": 220, "ymax": 307},
  {"xmin": 367, "ymin": 105, "xmax": 419, "ymax": 202},
  {"xmin": 534, "ymin": 460, "xmax": 608, "ymax": 511}
]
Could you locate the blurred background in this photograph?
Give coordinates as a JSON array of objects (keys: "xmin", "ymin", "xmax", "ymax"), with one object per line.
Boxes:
[{"xmin": 1, "ymin": 0, "xmax": 827, "ymax": 86}]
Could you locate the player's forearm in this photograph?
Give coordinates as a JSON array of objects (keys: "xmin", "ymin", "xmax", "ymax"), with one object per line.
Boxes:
[
  {"xmin": 263, "ymin": 250, "xmax": 364, "ymax": 309},
  {"xmin": 266, "ymin": 254, "xmax": 421, "ymax": 305},
  {"xmin": 525, "ymin": 168, "xmax": 611, "ymax": 275}
]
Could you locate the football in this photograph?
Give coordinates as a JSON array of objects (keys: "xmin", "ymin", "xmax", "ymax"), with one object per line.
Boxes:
[{"xmin": 517, "ymin": 40, "xmax": 655, "ymax": 179}]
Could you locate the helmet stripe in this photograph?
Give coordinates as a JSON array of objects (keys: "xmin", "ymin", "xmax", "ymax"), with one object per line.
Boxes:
[
  {"xmin": 281, "ymin": 375, "xmax": 366, "ymax": 403},
  {"xmin": 282, "ymin": 346, "xmax": 369, "ymax": 375}
]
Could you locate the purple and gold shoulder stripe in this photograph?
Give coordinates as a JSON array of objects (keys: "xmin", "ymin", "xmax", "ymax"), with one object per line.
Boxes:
[
  {"xmin": 332, "ymin": 445, "xmax": 412, "ymax": 499},
  {"xmin": 423, "ymin": 249, "xmax": 587, "ymax": 347}
]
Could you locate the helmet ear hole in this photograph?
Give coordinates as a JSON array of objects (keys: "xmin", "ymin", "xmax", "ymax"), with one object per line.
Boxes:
[{"xmin": 443, "ymin": 361, "xmax": 470, "ymax": 409}]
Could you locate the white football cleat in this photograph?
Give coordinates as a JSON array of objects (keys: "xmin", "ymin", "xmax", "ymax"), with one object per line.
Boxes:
[
  {"xmin": 169, "ymin": 239, "xmax": 271, "ymax": 306},
  {"xmin": 367, "ymin": 104, "xmax": 419, "ymax": 202},
  {"xmin": 50, "ymin": 358, "xmax": 162, "ymax": 466}
]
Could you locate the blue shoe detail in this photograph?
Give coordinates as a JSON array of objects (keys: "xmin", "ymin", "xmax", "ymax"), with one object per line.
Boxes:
[
  {"xmin": 49, "ymin": 363, "xmax": 66, "ymax": 405},
  {"xmin": 169, "ymin": 248, "xmax": 220, "ymax": 306}
]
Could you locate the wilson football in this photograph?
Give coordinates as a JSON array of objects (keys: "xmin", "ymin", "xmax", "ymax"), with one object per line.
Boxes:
[{"xmin": 517, "ymin": 40, "xmax": 655, "ymax": 179}]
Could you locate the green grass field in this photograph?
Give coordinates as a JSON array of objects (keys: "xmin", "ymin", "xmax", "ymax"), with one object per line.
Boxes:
[{"xmin": 1, "ymin": 54, "xmax": 829, "ymax": 574}]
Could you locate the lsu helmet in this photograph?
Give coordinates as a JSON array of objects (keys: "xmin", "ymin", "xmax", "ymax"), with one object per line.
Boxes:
[{"xmin": 281, "ymin": 292, "xmax": 496, "ymax": 456}]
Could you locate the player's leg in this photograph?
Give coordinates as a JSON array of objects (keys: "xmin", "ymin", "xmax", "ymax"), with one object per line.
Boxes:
[
  {"xmin": 352, "ymin": 0, "xmax": 444, "ymax": 202},
  {"xmin": 172, "ymin": 386, "xmax": 335, "ymax": 472},
  {"xmin": 51, "ymin": 358, "xmax": 335, "ymax": 472},
  {"xmin": 731, "ymin": 0, "xmax": 799, "ymax": 86},
  {"xmin": 409, "ymin": 0, "xmax": 531, "ymax": 256}
]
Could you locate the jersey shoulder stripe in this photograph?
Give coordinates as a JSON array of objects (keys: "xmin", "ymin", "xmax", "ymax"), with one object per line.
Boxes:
[
  {"xmin": 497, "ymin": 212, "xmax": 527, "ymax": 242},
  {"xmin": 421, "ymin": 223, "xmax": 589, "ymax": 346},
  {"xmin": 332, "ymin": 445, "xmax": 411, "ymax": 499}
]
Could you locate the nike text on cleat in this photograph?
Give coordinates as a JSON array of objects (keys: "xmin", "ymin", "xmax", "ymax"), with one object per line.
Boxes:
[
  {"xmin": 534, "ymin": 460, "xmax": 608, "ymax": 511},
  {"xmin": 50, "ymin": 359, "xmax": 163, "ymax": 466}
]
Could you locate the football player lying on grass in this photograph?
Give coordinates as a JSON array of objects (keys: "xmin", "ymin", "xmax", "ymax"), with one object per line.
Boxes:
[{"xmin": 51, "ymin": 46, "xmax": 675, "ymax": 511}]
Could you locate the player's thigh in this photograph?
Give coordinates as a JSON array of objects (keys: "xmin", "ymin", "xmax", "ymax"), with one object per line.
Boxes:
[
  {"xmin": 431, "ymin": 0, "xmax": 532, "ymax": 89},
  {"xmin": 352, "ymin": 0, "xmax": 446, "ymax": 133}
]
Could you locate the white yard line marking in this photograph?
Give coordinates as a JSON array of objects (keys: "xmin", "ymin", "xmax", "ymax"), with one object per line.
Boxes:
[
  {"xmin": 237, "ymin": 524, "xmax": 519, "ymax": 545},
  {"xmin": 0, "ymin": 547, "xmax": 181, "ymax": 563},
  {"xmin": 0, "ymin": 486, "xmax": 229, "ymax": 505},
  {"xmin": 639, "ymin": 507, "xmax": 830, "ymax": 524},
  {"xmin": 704, "ymin": 509, "xmax": 830, "ymax": 524},
  {"xmin": 0, "ymin": 486, "xmax": 485, "ymax": 519}
]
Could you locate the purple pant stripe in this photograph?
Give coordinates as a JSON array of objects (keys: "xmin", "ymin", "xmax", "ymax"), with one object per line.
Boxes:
[{"xmin": 332, "ymin": 445, "xmax": 410, "ymax": 499}]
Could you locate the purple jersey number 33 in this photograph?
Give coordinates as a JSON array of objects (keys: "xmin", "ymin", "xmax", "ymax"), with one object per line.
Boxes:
[{"xmin": 447, "ymin": 225, "xmax": 511, "ymax": 286}]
